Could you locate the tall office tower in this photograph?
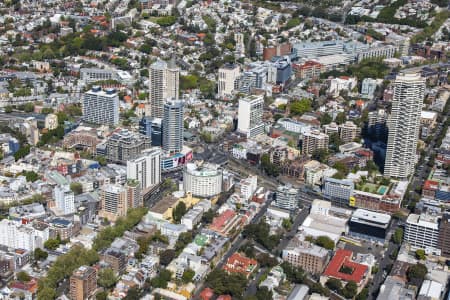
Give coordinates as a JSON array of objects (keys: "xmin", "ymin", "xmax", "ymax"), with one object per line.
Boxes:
[
  {"xmin": 163, "ymin": 100, "xmax": 184, "ymax": 154},
  {"xmin": 384, "ymin": 73, "xmax": 425, "ymax": 179},
  {"xmin": 54, "ymin": 184, "xmax": 75, "ymax": 215},
  {"xmin": 439, "ymin": 213, "xmax": 450, "ymax": 258},
  {"xmin": 149, "ymin": 59, "xmax": 179, "ymax": 118},
  {"xmin": 69, "ymin": 266, "xmax": 97, "ymax": 300},
  {"xmin": 237, "ymin": 95, "xmax": 265, "ymax": 138},
  {"xmin": 218, "ymin": 64, "xmax": 240, "ymax": 99},
  {"xmin": 127, "ymin": 148, "xmax": 162, "ymax": 190},
  {"xmin": 82, "ymin": 86, "xmax": 119, "ymax": 126},
  {"xmin": 99, "ymin": 184, "xmax": 128, "ymax": 221},
  {"xmin": 139, "ymin": 116, "xmax": 163, "ymax": 146}
]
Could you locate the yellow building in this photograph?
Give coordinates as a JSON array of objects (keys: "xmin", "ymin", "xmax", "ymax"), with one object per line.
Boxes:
[{"xmin": 149, "ymin": 192, "xmax": 200, "ymax": 222}]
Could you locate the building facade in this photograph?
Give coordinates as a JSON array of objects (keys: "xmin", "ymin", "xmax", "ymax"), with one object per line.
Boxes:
[
  {"xmin": 69, "ymin": 266, "xmax": 97, "ymax": 300},
  {"xmin": 54, "ymin": 184, "xmax": 75, "ymax": 215},
  {"xmin": 99, "ymin": 184, "xmax": 128, "ymax": 221},
  {"xmin": 82, "ymin": 87, "xmax": 119, "ymax": 126},
  {"xmin": 126, "ymin": 148, "xmax": 162, "ymax": 190},
  {"xmin": 183, "ymin": 163, "xmax": 223, "ymax": 198},
  {"xmin": 404, "ymin": 213, "xmax": 440, "ymax": 255},
  {"xmin": 237, "ymin": 95, "xmax": 265, "ymax": 138},
  {"xmin": 384, "ymin": 73, "xmax": 425, "ymax": 179},
  {"xmin": 301, "ymin": 129, "xmax": 329, "ymax": 155},
  {"xmin": 218, "ymin": 64, "xmax": 240, "ymax": 99},
  {"xmin": 149, "ymin": 59, "xmax": 179, "ymax": 118},
  {"xmin": 282, "ymin": 237, "xmax": 329, "ymax": 274},
  {"xmin": 274, "ymin": 185, "xmax": 299, "ymax": 211},
  {"xmin": 106, "ymin": 129, "xmax": 152, "ymax": 164},
  {"xmin": 162, "ymin": 100, "xmax": 184, "ymax": 154}
]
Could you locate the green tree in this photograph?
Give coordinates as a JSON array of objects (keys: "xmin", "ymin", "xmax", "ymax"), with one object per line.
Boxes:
[
  {"xmin": 160, "ymin": 249, "xmax": 176, "ymax": 266},
  {"xmin": 4, "ymin": 106, "xmax": 12, "ymax": 113},
  {"xmin": 326, "ymin": 278, "xmax": 342, "ymax": 292},
  {"xmin": 23, "ymin": 171, "xmax": 40, "ymax": 182},
  {"xmin": 341, "ymin": 281, "xmax": 358, "ymax": 299},
  {"xmin": 320, "ymin": 113, "xmax": 332, "ymax": 125},
  {"xmin": 205, "ymin": 269, "xmax": 247, "ymax": 296},
  {"xmin": 96, "ymin": 291, "xmax": 108, "ymax": 300},
  {"xmin": 44, "ymin": 238, "xmax": 60, "ymax": 250},
  {"xmin": 255, "ymin": 286, "xmax": 273, "ymax": 300},
  {"xmin": 172, "ymin": 202, "xmax": 187, "ymax": 223},
  {"xmin": 392, "ymin": 228, "xmax": 403, "ymax": 244},
  {"xmin": 97, "ymin": 155, "xmax": 107, "ymax": 166},
  {"xmin": 150, "ymin": 269, "xmax": 172, "ymax": 288},
  {"xmin": 34, "ymin": 248, "xmax": 48, "ymax": 261},
  {"xmin": 311, "ymin": 149, "xmax": 329, "ymax": 163},
  {"xmin": 182, "ymin": 268, "xmax": 195, "ymax": 283},
  {"xmin": 282, "ymin": 218, "xmax": 292, "ymax": 231},
  {"xmin": 290, "ymin": 99, "xmax": 312, "ymax": 116},
  {"xmin": 23, "ymin": 102, "xmax": 35, "ymax": 113},
  {"xmin": 124, "ymin": 287, "xmax": 140, "ymax": 300},
  {"xmin": 17, "ymin": 271, "xmax": 31, "ymax": 282},
  {"xmin": 356, "ymin": 288, "xmax": 369, "ymax": 300},
  {"xmin": 98, "ymin": 268, "xmax": 117, "ymax": 289},
  {"xmin": 315, "ymin": 236, "xmax": 335, "ymax": 250},
  {"xmin": 415, "ymin": 249, "xmax": 426, "ymax": 260},
  {"xmin": 70, "ymin": 182, "xmax": 83, "ymax": 195},
  {"xmin": 335, "ymin": 112, "xmax": 347, "ymax": 124}
]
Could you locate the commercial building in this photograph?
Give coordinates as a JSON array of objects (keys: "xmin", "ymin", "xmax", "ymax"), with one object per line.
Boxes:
[
  {"xmin": 273, "ymin": 185, "xmax": 299, "ymax": 211},
  {"xmin": 321, "ymin": 249, "xmax": 368, "ymax": 286},
  {"xmin": 348, "ymin": 209, "xmax": 391, "ymax": 242},
  {"xmin": 99, "ymin": 184, "xmax": 128, "ymax": 221},
  {"xmin": 125, "ymin": 180, "xmax": 142, "ymax": 209},
  {"xmin": 376, "ymin": 276, "xmax": 415, "ymax": 300},
  {"xmin": 218, "ymin": 64, "xmax": 240, "ymax": 99},
  {"xmin": 183, "ymin": 163, "xmax": 223, "ymax": 198},
  {"xmin": 126, "ymin": 148, "xmax": 162, "ymax": 190},
  {"xmin": 163, "ymin": 100, "xmax": 184, "ymax": 154},
  {"xmin": 149, "ymin": 59, "xmax": 179, "ymax": 118},
  {"xmin": 0, "ymin": 220, "xmax": 49, "ymax": 251},
  {"xmin": 323, "ymin": 177, "xmax": 354, "ymax": 207},
  {"xmin": 356, "ymin": 44, "xmax": 396, "ymax": 62},
  {"xmin": 237, "ymin": 95, "xmax": 265, "ymax": 138},
  {"xmin": 106, "ymin": 129, "xmax": 152, "ymax": 164},
  {"xmin": 80, "ymin": 68, "xmax": 116, "ymax": 84},
  {"xmin": 69, "ymin": 266, "xmax": 97, "ymax": 300},
  {"xmin": 139, "ymin": 116, "xmax": 162, "ymax": 146},
  {"xmin": 404, "ymin": 213, "xmax": 440, "ymax": 255},
  {"xmin": 82, "ymin": 86, "xmax": 119, "ymax": 126},
  {"xmin": 44, "ymin": 113, "xmax": 58, "ymax": 130},
  {"xmin": 384, "ymin": 73, "xmax": 425, "ymax": 179},
  {"xmin": 282, "ymin": 236, "xmax": 329, "ymax": 274},
  {"xmin": 102, "ymin": 248, "xmax": 127, "ymax": 275},
  {"xmin": 439, "ymin": 213, "xmax": 450, "ymax": 257},
  {"xmin": 301, "ymin": 129, "xmax": 329, "ymax": 155},
  {"xmin": 361, "ymin": 78, "xmax": 378, "ymax": 99},
  {"xmin": 54, "ymin": 184, "xmax": 75, "ymax": 215}
]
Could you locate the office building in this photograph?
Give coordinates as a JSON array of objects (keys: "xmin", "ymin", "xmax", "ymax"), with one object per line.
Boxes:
[
  {"xmin": 339, "ymin": 121, "xmax": 360, "ymax": 143},
  {"xmin": 438, "ymin": 213, "xmax": 450, "ymax": 258},
  {"xmin": 102, "ymin": 248, "xmax": 127, "ymax": 275},
  {"xmin": 82, "ymin": 86, "xmax": 119, "ymax": 126},
  {"xmin": 127, "ymin": 148, "xmax": 162, "ymax": 190},
  {"xmin": 356, "ymin": 44, "xmax": 396, "ymax": 62},
  {"xmin": 282, "ymin": 236, "xmax": 329, "ymax": 274},
  {"xmin": 80, "ymin": 68, "xmax": 116, "ymax": 84},
  {"xmin": 301, "ymin": 129, "xmax": 329, "ymax": 155},
  {"xmin": 323, "ymin": 177, "xmax": 354, "ymax": 207},
  {"xmin": 54, "ymin": 184, "xmax": 75, "ymax": 215},
  {"xmin": 268, "ymin": 57, "xmax": 292, "ymax": 85},
  {"xmin": 273, "ymin": 185, "xmax": 299, "ymax": 211},
  {"xmin": 404, "ymin": 213, "xmax": 440, "ymax": 255},
  {"xmin": 238, "ymin": 66, "xmax": 267, "ymax": 94},
  {"xmin": 384, "ymin": 73, "xmax": 425, "ymax": 179},
  {"xmin": 162, "ymin": 100, "xmax": 184, "ymax": 154},
  {"xmin": 106, "ymin": 129, "xmax": 151, "ymax": 164},
  {"xmin": 139, "ymin": 116, "xmax": 162, "ymax": 146},
  {"xmin": 99, "ymin": 184, "xmax": 128, "ymax": 221},
  {"xmin": 69, "ymin": 266, "xmax": 97, "ymax": 300},
  {"xmin": 45, "ymin": 114, "xmax": 58, "ymax": 130},
  {"xmin": 218, "ymin": 64, "xmax": 240, "ymax": 98},
  {"xmin": 237, "ymin": 95, "xmax": 264, "ymax": 138},
  {"xmin": 0, "ymin": 220, "xmax": 49, "ymax": 251},
  {"xmin": 149, "ymin": 59, "xmax": 179, "ymax": 118},
  {"xmin": 361, "ymin": 78, "xmax": 378, "ymax": 99},
  {"xmin": 183, "ymin": 163, "xmax": 223, "ymax": 198},
  {"xmin": 368, "ymin": 109, "xmax": 388, "ymax": 140},
  {"xmin": 348, "ymin": 209, "xmax": 391, "ymax": 241}
]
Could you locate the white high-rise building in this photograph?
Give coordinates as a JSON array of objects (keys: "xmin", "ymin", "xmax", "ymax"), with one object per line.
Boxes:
[
  {"xmin": 237, "ymin": 95, "xmax": 264, "ymax": 138},
  {"xmin": 163, "ymin": 100, "xmax": 184, "ymax": 154},
  {"xmin": 149, "ymin": 59, "xmax": 179, "ymax": 118},
  {"xmin": 0, "ymin": 219, "xmax": 49, "ymax": 251},
  {"xmin": 82, "ymin": 86, "xmax": 119, "ymax": 126},
  {"xmin": 404, "ymin": 213, "xmax": 440, "ymax": 255},
  {"xmin": 218, "ymin": 64, "xmax": 240, "ymax": 99},
  {"xmin": 54, "ymin": 184, "xmax": 75, "ymax": 215},
  {"xmin": 127, "ymin": 148, "xmax": 162, "ymax": 190},
  {"xmin": 274, "ymin": 185, "xmax": 299, "ymax": 211},
  {"xmin": 384, "ymin": 73, "xmax": 425, "ymax": 179},
  {"xmin": 183, "ymin": 163, "xmax": 223, "ymax": 198}
]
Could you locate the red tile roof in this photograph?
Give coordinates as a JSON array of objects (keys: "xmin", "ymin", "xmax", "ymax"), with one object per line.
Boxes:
[
  {"xmin": 200, "ymin": 288, "xmax": 214, "ymax": 300},
  {"xmin": 423, "ymin": 180, "xmax": 439, "ymax": 191},
  {"xmin": 223, "ymin": 253, "xmax": 258, "ymax": 278},
  {"xmin": 210, "ymin": 209, "xmax": 235, "ymax": 231},
  {"xmin": 323, "ymin": 249, "xmax": 367, "ymax": 284}
]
